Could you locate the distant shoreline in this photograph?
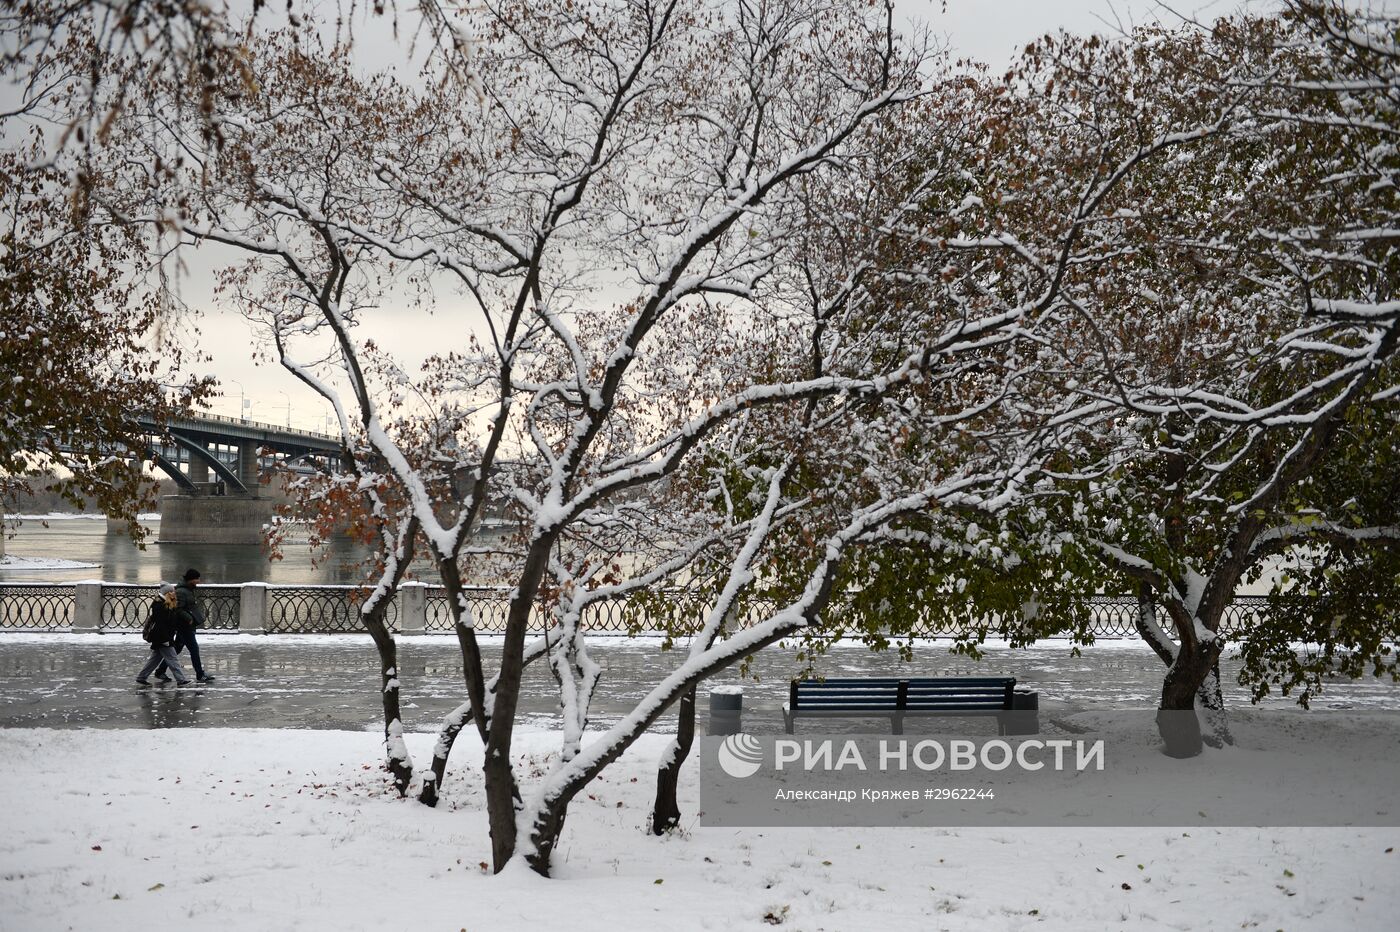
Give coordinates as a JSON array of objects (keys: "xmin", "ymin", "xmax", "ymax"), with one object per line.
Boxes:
[
  {"xmin": 4, "ymin": 513, "xmax": 161, "ymax": 522},
  {"xmin": 0, "ymin": 554, "xmax": 102, "ymax": 570}
]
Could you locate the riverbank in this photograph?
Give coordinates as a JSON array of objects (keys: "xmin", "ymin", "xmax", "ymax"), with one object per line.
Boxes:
[{"xmin": 0, "ymin": 554, "xmax": 100, "ymax": 570}]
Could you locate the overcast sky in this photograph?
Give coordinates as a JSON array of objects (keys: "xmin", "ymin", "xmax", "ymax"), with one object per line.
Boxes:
[{"xmin": 156, "ymin": 0, "xmax": 1242, "ymax": 428}]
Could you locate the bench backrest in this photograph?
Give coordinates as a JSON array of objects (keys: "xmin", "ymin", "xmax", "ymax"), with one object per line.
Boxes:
[{"xmin": 789, "ymin": 676, "xmax": 1016, "ymax": 711}]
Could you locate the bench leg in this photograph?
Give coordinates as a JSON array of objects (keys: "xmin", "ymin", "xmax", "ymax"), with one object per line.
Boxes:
[
  {"xmin": 784, "ymin": 712, "xmax": 795, "ymax": 735},
  {"xmin": 892, "ymin": 713, "xmax": 904, "ymax": 736}
]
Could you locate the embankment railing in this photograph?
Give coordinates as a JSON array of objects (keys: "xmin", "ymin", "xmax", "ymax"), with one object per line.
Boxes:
[{"xmin": 0, "ymin": 582, "xmax": 1281, "ymax": 639}]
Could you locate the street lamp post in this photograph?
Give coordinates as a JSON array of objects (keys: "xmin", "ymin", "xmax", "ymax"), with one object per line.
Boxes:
[
  {"xmin": 276, "ymin": 390, "xmax": 291, "ymax": 428},
  {"xmin": 226, "ymin": 379, "xmax": 246, "ymax": 421}
]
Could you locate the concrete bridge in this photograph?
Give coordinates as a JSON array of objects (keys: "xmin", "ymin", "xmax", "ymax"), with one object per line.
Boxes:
[{"xmin": 135, "ymin": 412, "xmax": 342, "ymax": 545}]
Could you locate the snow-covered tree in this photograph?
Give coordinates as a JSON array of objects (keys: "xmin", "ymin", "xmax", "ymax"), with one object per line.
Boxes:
[
  {"xmin": 74, "ymin": 0, "xmax": 1085, "ymax": 873},
  {"xmin": 833, "ymin": 6, "xmax": 1400, "ymax": 756},
  {"xmin": 1044, "ymin": 5, "xmax": 1400, "ymax": 755},
  {"xmin": 36, "ymin": 0, "xmax": 1393, "ymax": 873}
]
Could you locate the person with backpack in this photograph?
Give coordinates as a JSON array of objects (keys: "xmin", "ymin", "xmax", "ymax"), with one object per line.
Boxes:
[
  {"xmin": 154, "ymin": 568, "xmax": 215, "ymax": 683},
  {"xmin": 136, "ymin": 584, "xmax": 192, "ymax": 687}
]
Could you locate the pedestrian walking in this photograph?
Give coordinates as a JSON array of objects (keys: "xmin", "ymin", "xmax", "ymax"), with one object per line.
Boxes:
[
  {"xmin": 137, "ymin": 584, "xmax": 192, "ymax": 687},
  {"xmin": 155, "ymin": 568, "xmax": 216, "ymax": 683}
]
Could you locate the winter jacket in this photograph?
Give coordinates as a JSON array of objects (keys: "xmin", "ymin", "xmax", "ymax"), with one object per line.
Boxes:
[
  {"xmin": 146, "ymin": 598, "xmax": 181, "ymax": 645},
  {"xmin": 174, "ymin": 583, "xmax": 207, "ymax": 629}
]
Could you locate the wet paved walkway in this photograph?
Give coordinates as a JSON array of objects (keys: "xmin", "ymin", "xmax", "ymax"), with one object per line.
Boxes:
[{"xmin": 2, "ymin": 634, "xmax": 1397, "ymax": 734}]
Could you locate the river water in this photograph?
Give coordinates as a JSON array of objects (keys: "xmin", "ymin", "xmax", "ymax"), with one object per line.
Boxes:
[{"xmin": 0, "ymin": 516, "xmax": 380, "ymax": 585}]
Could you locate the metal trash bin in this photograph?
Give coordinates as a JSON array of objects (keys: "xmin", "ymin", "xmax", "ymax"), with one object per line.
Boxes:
[
  {"xmin": 708, "ymin": 688, "xmax": 743, "ymax": 736},
  {"xmin": 1003, "ymin": 688, "xmax": 1040, "ymax": 735}
]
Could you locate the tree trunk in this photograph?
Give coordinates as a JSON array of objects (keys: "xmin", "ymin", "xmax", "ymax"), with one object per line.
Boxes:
[
  {"xmin": 1160, "ymin": 649, "xmax": 1209, "ymax": 708},
  {"xmin": 483, "ymin": 544, "xmax": 554, "ymax": 872},
  {"xmin": 515, "ymin": 620, "xmax": 807, "ymax": 877},
  {"xmin": 1195, "ymin": 659, "xmax": 1234, "ymax": 748},
  {"xmin": 418, "ymin": 700, "xmax": 473, "ymax": 807},
  {"xmin": 524, "ymin": 797, "xmax": 570, "ymax": 877},
  {"xmin": 1157, "ymin": 639, "xmax": 1220, "ymax": 758},
  {"xmin": 650, "ymin": 685, "xmax": 696, "ymax": 835},
  {"xmin": 1134, "ymin": 585, "xmax": 1176, "ymax": 667},
  {"xmin": 484, "ymin": 741, "xmax": 522, "ymax": 871},
  {"xmin": 364, "ymin": 611, "xmax": 413, "ymax": 795},
  {"xmin": 421, "ymin": 558, "xmax": 493, "ymax": 809}
]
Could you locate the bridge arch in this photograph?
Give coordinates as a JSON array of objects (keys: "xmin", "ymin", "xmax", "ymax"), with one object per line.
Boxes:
[
  {"xmin": 147, "ymin": 449, "xmax": 197, "ymax": 493},
  {"xmin": 166, "ymin": 432, "xmax": 249, "ymax": 494}
]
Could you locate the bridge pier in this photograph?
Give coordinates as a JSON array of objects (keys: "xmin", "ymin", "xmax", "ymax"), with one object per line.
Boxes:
[
  {"xmin": 157, "ymin": 494, "xmax": 276, "ymax": 545},
  {"xmin": 104, "ymin": 463, "xmax": 155, "ymax": 536},
  {"xmin": 238, "ymin": 443, "xmax": 259, "ymax": 490},
  {"xmin": 105, "ymin": 516, "xmax": 140, "ymax": 536}
]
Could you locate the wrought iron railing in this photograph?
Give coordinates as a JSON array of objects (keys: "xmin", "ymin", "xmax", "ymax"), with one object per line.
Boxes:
[
  {"xmin": 199, "ymin": 586, "xmax": 242, "ymax": 630},
  {"xmin": 0, "ymin": 584, "xmax": 75, "ymax": 630},
  {"xmin": 267, "ymin": 586, "xmax": 400, "ymax": 634},
  {"xmin": 422, "ymin": 588, "xmax": 740, "ymax": 634},
  {"xmin": 419, "ymin": 591, "xmax": 1264, "ymax": 638},
  {"xmin": 100, "ymin": 584, "xmax": 160, "ymax": 631},
  {"xmin": 819, "ymin": 595, "xmax": 1265, "ymax": 640},
  {"xmin": 0, "ymin": 582, "xmax": 1288, "ymax": 639},
  {"xmin": 99, "ymin": 584, "xmax": 241, "ymax": 631}
]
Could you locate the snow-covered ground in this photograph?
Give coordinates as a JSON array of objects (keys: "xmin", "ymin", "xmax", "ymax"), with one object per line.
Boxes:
[
  {"xmin": 0, "ymin": 554, "xmax": 100, "ymax": 570},
  {"xmin": 3, "ymin": 513, "xmax": 160, "ymax": 521},
  {"xmin": 0, "ymin": 727, "xmax": 1394, "ymax": 931}
]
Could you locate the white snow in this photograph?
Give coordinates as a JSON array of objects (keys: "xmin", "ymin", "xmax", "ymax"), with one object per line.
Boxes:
[
  {"xmin": 0, "ymin": 727, "xmax": 1393, "ymax": 931},
  {"xmin": 3, "ymin": 513, "xmax": 160, "ymax": 521},
  {"xmin": 0, "ymin": 555, "xmax": 101, "ymax": 570}
]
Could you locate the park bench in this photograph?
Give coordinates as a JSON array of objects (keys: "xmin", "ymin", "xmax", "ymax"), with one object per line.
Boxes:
[{"xmin": 784, "ymin": 676, "xmax": 1039, "ymax": 735}]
